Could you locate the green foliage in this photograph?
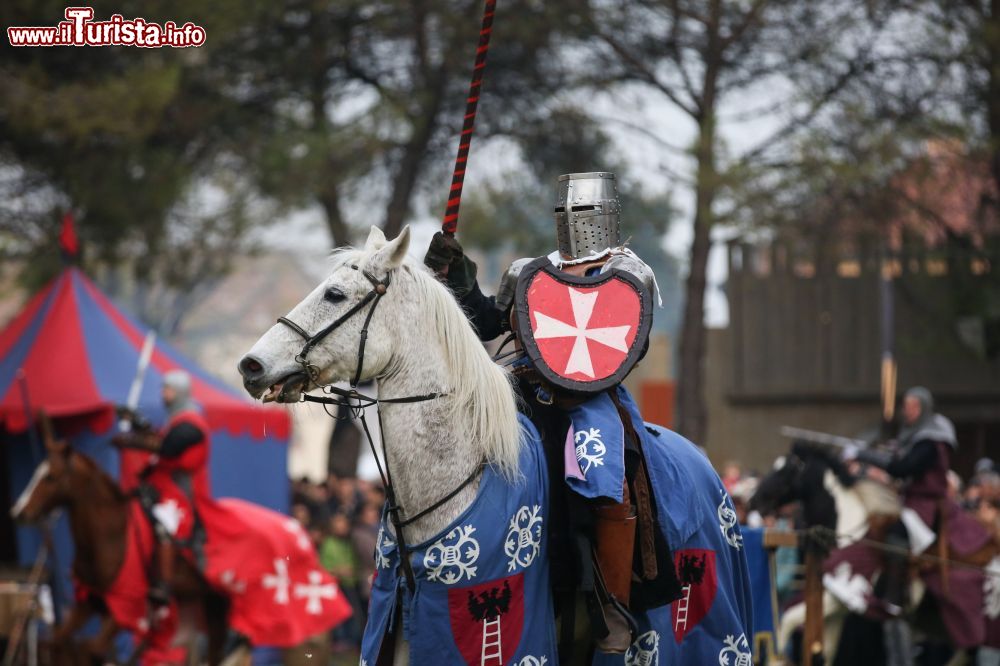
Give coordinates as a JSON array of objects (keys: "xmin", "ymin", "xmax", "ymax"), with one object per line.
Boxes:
[
  {"xmin": 0, "ymin": 0, "xmax": 281, "ymax": 326},
  {"xmin": 0, "ymin": 0, "xmax": 584, "ymax": 329},
  {"xmin": 9, "ymin": 0, "xmax": 997, "ymax": 358}
]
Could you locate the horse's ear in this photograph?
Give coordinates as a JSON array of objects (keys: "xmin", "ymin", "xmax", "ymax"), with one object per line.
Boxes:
[
  {"xmin": 373, "ymin": 225, "xmax": 411, "ymax": 270},
  {"xmin": 365, "ymin": 226, "xmax": 387, "ymax": 251},
  {"xmin": 38, "ymin": 411, "xmax": 68, "ymax": 456}
]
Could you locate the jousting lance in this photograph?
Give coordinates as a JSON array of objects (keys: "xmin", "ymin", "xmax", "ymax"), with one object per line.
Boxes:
[
  {"xmin": 441, "ymin": 0, "xmax": 497, "ymax": 236},
  {"xmin": 779, "ymin": 426, "xmax": 870, "ymax": 451}
]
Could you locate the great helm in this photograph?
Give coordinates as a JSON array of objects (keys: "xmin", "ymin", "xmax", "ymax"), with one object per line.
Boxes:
[{"xmin": 554, "ymin": 172, "xmax": 622, "ymax": 259}]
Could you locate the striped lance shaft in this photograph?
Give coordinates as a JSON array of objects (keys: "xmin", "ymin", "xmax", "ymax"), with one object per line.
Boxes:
[{"xmin": 442, "ymin": 0, "xmax": 496, "ymax": 235}]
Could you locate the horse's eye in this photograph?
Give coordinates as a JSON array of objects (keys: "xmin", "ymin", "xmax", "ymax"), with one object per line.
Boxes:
[{"xmin": 324, "ymin": 288, "xmax": 346, "ymax": 304}]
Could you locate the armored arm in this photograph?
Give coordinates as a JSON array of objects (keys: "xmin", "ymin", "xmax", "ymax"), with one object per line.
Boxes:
[
  {"xmin": 884, "ymin": 440, "xmax": 939, "ymax": 479},
  {"xmin": 424, "ymin": 232, "xmax": 506, "ymax": 341},
  {"xmin": 853, "ymin": 447, "xmax": 894, "ymax": 470},
  {"xmin": 110, "ymin": 411, "xmax": 159, "ymax": 452},
  {"xmin": 458, "ymin": 282, "xmax": 505, "ymax": 342},
  {"xmin": 159, "ymin": 422, "xmax": 204, "ymax": 458},
  {"xmin": 855, "ymin": 440, "xmax": 938, "ymax": 480},
  {"xmin": 111, "ymin": 430, "xmax": 160, "ymax": 452}
]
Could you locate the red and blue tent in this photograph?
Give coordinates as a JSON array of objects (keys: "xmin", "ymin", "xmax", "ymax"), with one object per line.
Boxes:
[
  {"xmin": 0, "ymin": 267, "xmax": 292, "ymax": 606},
  {"xmin": 0, "ymin": 267, "xmax": 289, "ymax": 440}
]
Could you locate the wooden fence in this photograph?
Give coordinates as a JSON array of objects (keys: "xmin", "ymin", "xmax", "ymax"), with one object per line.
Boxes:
[{"xmin": 726, "ymin": 236, "xmax": 1000, "ymax": 404}]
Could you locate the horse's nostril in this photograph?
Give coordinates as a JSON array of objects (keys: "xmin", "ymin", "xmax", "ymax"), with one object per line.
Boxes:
[{"xmin": 238, "ymin": 355, "xmax": 265, "ymax": 378}]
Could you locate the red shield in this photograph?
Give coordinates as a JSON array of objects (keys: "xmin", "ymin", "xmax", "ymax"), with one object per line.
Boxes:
[
  {"xmin": 514, "ymin": 258, "xmax": 652, "ymax": 394},
  {"xmin": 671, "ymin": 549, "xmax": 718, "ymax": 643},
  {"xmin": 447, "ymin": 573, "xmax": 525, "ymax": 666}
]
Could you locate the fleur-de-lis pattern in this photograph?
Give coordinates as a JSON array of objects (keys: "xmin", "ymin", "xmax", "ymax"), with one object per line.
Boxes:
[
  {"xmin": 505, "ymin": 505, "xmax": 543, "ymax": 572},
  {"xmin": 374, "ymin": 523, "xmax": 395, "ymax": 570},
  {"xmin": 717, "ymin": 489, "xmax": 743, "ymax": 550},
  {"xmin": 625, "ymin": 630, "xmax": 660, "ymax": 666},
  {"xmin": 516, "ymin": 656, "xmax": 548, "ymax": 666},
  {"xmin": 574, "ymin": 426, "xmax": 607, "ymax": 475},
  {"xmin": 423, "ymin": 524, "xmax": 480, "ymax": 584},
  {"xmin": 718, "ymin": 633, "xmax": 751, "ymax": 666}
]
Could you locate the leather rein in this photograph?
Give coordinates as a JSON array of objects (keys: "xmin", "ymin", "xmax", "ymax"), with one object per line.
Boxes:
[{"xmin": 276, "ymin": 263, "xmax": 482, "ymax": 589}]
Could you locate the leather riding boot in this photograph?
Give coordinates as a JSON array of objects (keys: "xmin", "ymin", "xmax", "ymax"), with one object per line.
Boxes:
[
  {"xmin": 150, "ymin": 532, "xmax": 175, "ymax": 607},
  {"xmin": 593, "ymin": 497, "xmax": 637, "ymax": 654}
]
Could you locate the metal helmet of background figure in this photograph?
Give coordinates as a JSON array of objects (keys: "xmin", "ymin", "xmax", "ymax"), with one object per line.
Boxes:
[{"xmin": 554, "ymin": 172, "xmax": 622, "ymax": 261}]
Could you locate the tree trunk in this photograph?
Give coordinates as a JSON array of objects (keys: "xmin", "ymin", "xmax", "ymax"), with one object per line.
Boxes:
[
  {"xmin": 319, "ymin": 187, "xmax": 351, "ymax": 248},
  {"xmin": 382, "ymin": 79, "xmax": 447, "ymax": 238},
  {"xmin": 675, "ymin": 7, "xmax": 721, "ymax": 446},
  {"xmin": 306, "ymin": 21, "xmax": 352, "ymax": 250},
  {"xmin": 675, "ymin": 125, "xmax": 715, "ymax": 445},
  {"xmin": 987, "ymin": 0, "xmax": 1000, "ymax": 207}
]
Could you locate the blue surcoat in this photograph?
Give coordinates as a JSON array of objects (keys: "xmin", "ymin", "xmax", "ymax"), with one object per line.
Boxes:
[
  {"xmin": 362, "ymin": 389, "xmax": 754, "ymax": 665},
  {"xmin": 361, "ymin": 413, "xmax": 557, "ymax": 666},
  {"xmin": 570, "ymin": 387, "xmax": 754, "ymax": 665}
]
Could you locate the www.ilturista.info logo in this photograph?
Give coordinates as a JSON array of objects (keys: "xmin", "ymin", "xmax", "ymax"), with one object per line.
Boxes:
[{"xmin": 7, "ymin": 7, "xmax": 206, "ymax": 48}]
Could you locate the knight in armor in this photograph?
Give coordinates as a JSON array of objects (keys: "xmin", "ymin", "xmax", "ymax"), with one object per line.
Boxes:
[
  {"xmin": 426, "ymin": 173, "xmax": 675, "ymax": 655},
  {"xmin": 850, "ymin": 387, "xmax": 956, "ymax": 519},
  {"xmin": 844, "ymin": 386, "xmax": 991, "ymax": 645},
  {"xmin": 112, "ymin": 370, "xmax": 212, "ymax": 606}
]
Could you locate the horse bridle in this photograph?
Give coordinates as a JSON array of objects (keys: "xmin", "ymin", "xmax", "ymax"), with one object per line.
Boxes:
[
  {"xmin": 278, "ymin": 264, "xmax": 390, "ymax": 389},
  {"xmin": 275, "ymin": 263, "xmax": 480, "ymax": 589}
]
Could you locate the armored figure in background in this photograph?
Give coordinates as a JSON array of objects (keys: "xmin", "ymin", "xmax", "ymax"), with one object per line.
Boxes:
[
  {"xmin": 112, "ymin": 370, "xmax": 212, "ymax": 606},
  {"xmin": 426, "ymin": 172, "xmax": 672, "ymax": 655},
  {"xmin": 844, "ymin": 386, "xmax": 996, "ymax": 653}
]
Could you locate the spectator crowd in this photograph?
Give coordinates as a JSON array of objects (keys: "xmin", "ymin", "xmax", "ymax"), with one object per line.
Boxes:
[{"xmin": 289, "ymin": 474, "xmax": 386, "ymax": 653}]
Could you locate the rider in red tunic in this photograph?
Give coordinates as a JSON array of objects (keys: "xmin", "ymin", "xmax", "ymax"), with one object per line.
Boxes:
[{"xmin": 113, "ymin": 370, "xmax": 211, "ymax": 605}]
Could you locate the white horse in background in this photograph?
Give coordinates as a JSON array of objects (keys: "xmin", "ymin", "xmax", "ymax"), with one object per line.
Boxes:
[{"xmin": 238, "ymin": 226, "xmax": 753, "ymax": 665}]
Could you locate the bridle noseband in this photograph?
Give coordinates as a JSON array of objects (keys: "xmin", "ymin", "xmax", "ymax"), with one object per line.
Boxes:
[
  {"xmin": 278, "ymin": 265, "xmax": 390, "ymax": 389},
  {"xmin": 274, "ymin": 263, "xmax": 479, "ymax": 591}
]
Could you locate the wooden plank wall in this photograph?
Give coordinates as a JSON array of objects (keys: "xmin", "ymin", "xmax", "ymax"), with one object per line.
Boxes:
[{"xmin": 726, "ymin": 237, "xmax": 1000, "ymax": 403}]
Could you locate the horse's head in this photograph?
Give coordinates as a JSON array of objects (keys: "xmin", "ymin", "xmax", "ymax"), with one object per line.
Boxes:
[
  {"xmin": 750, "ymin": 441, "xmax": 853, "ymax": 530},
  {"xmin": 748, "ymin": 452, "xmax": 804, "ymax": 516},
  {"xmin": 238, "ymin": 225, "xmax": 523, "ymax": 479},
  {"xmin": 11, "ymin": 418, "xmax": 76, "ymax": 524},
  {"xmin": 238, "ymin": 226, "xmax": 412, "ymax": 402}
]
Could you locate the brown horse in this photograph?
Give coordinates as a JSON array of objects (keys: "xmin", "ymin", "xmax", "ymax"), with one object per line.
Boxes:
[{"xmin": 9, "ymin": 416, "xmax": 232, "ymax": 666}]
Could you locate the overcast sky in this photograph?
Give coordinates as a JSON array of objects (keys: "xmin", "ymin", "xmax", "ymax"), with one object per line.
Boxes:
[{"xmin": 255, "ymin": 74, "xmax": 791, "ymax": 330}]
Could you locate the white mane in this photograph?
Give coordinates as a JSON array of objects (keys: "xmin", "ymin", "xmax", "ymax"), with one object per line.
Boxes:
[{"xmin": 331, "ymin": 246, "xmax": 523, "ymax": 478}]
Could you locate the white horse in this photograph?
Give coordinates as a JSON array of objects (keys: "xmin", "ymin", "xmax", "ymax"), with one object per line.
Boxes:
[{"xmin": 239, "ymin": 226, "xmax": 753, "ymax": 665}]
